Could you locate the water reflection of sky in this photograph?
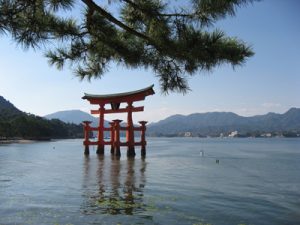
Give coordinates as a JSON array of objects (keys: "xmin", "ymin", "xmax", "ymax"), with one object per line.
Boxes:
[
  {"xmin": 1, "ymin": 138, "xmax": 299, "ymax": 225},
  {"xmin": 81, "ymin": 156, "xmax": 147, "ymax": 216}
]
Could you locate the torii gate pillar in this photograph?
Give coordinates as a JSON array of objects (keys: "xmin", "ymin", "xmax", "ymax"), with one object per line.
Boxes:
[
  {"xmin": 96, "ymin": 103, "xmax": 105, "ymax": 155},
  {"xmin": 126, "ymin": 101, "xmax": 135, "ymax": 157}
]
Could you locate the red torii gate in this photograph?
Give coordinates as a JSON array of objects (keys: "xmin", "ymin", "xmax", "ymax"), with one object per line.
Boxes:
[{"xmin": 82, "ymin": 85, "xmax": 155, "ymax": 157}]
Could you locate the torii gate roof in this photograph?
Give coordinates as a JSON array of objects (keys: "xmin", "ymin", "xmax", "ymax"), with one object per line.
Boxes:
[{"xmin": 82, "ymin": 84, "xmax": 155, "ymax": 104}]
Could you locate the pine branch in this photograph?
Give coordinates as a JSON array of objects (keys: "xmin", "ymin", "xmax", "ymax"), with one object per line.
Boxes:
[
  {"xmin": 81, "ymin": 0, "xmax": 156, "ymax": 46},
  {"xmin": 0, "ymin": 0, "xmax": 256, "ymax": 94}
]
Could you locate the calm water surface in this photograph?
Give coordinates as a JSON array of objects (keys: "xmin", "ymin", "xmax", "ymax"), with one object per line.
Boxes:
[{"xmin": 0, "ymin": 138, "xmax": 299, "ymax": 225}]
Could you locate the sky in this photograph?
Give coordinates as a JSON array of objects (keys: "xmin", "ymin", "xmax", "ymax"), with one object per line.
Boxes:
[{"xmin": 0, "ymin": 0, "xmax": 299, "ymax": 123}]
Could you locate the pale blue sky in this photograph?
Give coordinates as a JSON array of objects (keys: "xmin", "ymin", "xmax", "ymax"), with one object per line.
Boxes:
[{"xmin": 0, "ymin": 0, "xmax": 299, "ymax": 123}]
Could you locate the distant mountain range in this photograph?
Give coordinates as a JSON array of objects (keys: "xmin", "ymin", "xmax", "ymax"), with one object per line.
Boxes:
[
  {"xmin": 7, "ymin": 94, "xmax": 299, "ymax": 139},
  {"xmin": 44, "ymin": 108, "xmax": 300, "ymax": 137},
  {"xmin": 147, "ymin": 108, "xmax": 300, "ymax": 137}
]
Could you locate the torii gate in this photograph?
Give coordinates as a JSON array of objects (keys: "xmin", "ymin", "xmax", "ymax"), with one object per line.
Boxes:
[{"xmin": 82, "ymin": 85, "xmax": 155, "ymax": 157}]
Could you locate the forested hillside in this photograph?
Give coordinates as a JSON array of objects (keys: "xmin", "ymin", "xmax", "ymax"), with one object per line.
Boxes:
[{"xmin": 0, "ymin": 96, "xmax": 83, "ymax": 139}]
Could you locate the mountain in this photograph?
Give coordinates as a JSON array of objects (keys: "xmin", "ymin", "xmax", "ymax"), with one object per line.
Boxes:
[
  {"xmin": 0, "ymin": 96, "xmax": 23, "ymax": 119},
  {"xmin": 148, "ymin": 108, "xmax": 300, "ymax": 137},
  {"xmin": 0, "ymin": 96, "xmax": 83, "ymax": 139},
  {"xmin": 44, "ymin": 110, "xmax": 111, "ymax": 127},
  {"xmin": 45, "ymin": 110, "xmax": 98, "ymax": 125}
]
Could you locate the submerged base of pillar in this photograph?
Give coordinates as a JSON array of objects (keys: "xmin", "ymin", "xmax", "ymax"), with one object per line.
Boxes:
[
  {"xmin": 111, "ymin": 154, "xmax": 120, "ymax": 160},
  {"xmin": 97, "ymin": 154, "xmax": 104, "ymax": 160},
  {"xmin": 141, "ymin": 147, "xmax": 146, "ymax": 157},
  {"xmin": 115, "ymin": 147, "xmax": 121, "ymax": 156},
  {"xmin": 96, "ymin": 145, "xmax": 104, "ymax": 154},
  {"xmin": 127, "ymin": 147, "xmax": 136, "ymax": 157},
  {"xmin": 110, "ymin": 146, "xmax": 115, "ymax": 154},
  {"xmin": 84, "ymin": 146, "xmax": 90, "ymax": 155}
]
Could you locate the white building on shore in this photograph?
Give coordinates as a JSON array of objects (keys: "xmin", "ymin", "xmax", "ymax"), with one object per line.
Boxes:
[{"xmin": 228, "ymin": 131, "xmax": 238, "ymax": 137}]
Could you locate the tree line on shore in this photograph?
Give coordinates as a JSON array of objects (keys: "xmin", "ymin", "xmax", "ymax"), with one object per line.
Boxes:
[
  {"xmin": 149, "ymin": 131, "xmax": 300, "ymax": 138},
  {"xmin": 0, "ymin": 97, "xmax": 83, "ymax": 140}
]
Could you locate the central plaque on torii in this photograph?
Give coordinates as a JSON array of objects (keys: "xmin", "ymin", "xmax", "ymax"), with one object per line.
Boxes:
[{"xmin": 82, "ymin": 85, "xmax": 155, "ymax": 157}]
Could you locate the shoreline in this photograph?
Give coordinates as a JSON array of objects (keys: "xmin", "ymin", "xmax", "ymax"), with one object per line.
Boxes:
[
  {"xmin": 0, "ymin": 138, "xmax": 82, "ymax": 145},
  {"xmin": 0, "ymin": 139, "xmax": 37, "ymax": 144}
]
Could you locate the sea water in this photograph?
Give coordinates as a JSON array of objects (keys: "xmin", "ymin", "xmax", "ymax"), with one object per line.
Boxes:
[{"xmin": 0, "ymin": 138, "xmax": 299, "ymax": 225}]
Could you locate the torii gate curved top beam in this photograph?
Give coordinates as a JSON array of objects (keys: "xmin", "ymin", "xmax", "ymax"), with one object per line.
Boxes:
[{"xmin": 82, "ymin": 84, "xmax": 155, "ymax": 104}]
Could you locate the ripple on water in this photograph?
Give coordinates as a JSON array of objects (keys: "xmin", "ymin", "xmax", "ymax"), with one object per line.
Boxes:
[{"xmin": 0, "ymin": 138, "xmax": 299, "ymax": 225}]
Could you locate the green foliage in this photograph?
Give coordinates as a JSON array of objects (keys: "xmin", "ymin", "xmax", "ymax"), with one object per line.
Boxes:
[
  {"xmin": 0, "ymin": 113, "xmax": 83, "ymax": 139},
  {"xmin": 0, "ymin": 97, "xmax": 83, "ymax": 139},
  {"xmin": 0, "ymin": 0, "xmax": 256, "ymax": 93}
]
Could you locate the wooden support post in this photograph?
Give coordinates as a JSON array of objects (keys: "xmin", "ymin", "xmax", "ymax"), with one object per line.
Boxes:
[
  {"xmin": 84, "ymin": 146, "xmax": 90, "ymax": 155},
  {"xmin": 139, "ymin": 121, "xmax": 147, "ymax": 157},
  {"xmin": 97, "ymin": 104, "xmax": 105, "ymax": 154},
  {"xmin": 83, "ymin": 121, "xmax": 92, "ymax": 155},
  {"xmin": 109, "ymin": 122, "xmax": 115, "ymax": 154},
  {"xmin": 127, "ymin": 102, "xmax": 135, "ymax": 157},
  {"xmin": 113, "ymin": 119, "xmax": 122, "ymax": 156}
]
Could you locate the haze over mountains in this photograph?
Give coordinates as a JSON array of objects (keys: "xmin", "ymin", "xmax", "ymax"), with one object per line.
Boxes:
[
  {"xmin": 44, "ymin": 110, "xmax": 109, "ymax": 127},
  {"xmin": 45, "ymin": 110, "xmax": 99, "ymax": 125}
]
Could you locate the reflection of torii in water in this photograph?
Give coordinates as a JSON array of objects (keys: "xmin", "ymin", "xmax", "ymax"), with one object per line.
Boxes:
[
  {"xmin": 200, "ymin": 150, "xmax": 204, "ymax": 157},
  {"xmin": 81, "ymin": 156, "xmax": 147, "ymax": 215}
]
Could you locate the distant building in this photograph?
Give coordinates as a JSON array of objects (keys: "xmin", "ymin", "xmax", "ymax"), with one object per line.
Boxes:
[
  {"xmin": 261, "ymin": 133, "xmax": 272, "ymax": 137},
  {"xmin": 184, "ymin": 132, "xmax": 192, "ymax": 137},
  {"xmin": 228, "ymin": 131, "xmax": 238, "ymax": 137}
]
